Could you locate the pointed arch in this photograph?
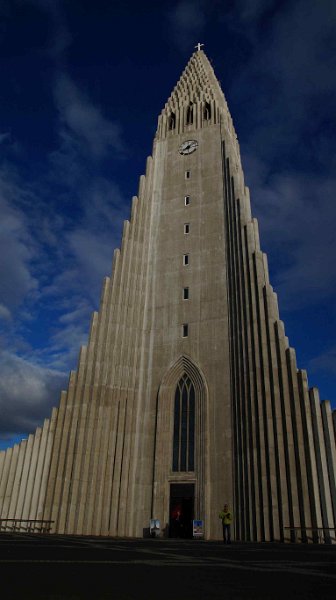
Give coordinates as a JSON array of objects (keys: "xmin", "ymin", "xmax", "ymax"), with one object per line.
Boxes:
[
  {"xmin": 186, "ymin": 102, "xmax": 193, "ymax": 125},
  {"xmin": 159, "ymin": 354, "xmax": 207, "ymax": 396},
  {"xmin": 204, "ymin": 101, "xmax": 211, "ymax": 121},
  {"xmin": 152, "ymin": 356, "xmax": 208, "ymax": 535},
  {"xmin": 168, "ymin": 112, "xmax": 176, "ymax": 130}
]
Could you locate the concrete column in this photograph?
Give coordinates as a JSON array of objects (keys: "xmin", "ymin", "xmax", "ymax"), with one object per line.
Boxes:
[
  {"xmin": 8, "ymin": 440, "xmax": 27, "ymax": 518},
  {"xmin": 43, "ymin": 391, "xmax": 66, "ymax": 526},
  {"xmin": 243, "ymin": 224, "xmax": 267, "ymax": 540},
  {"xmin": 115, "ymin": 201, "xmax": 145, "ymax": 536},
  {"xmin": 274, "ymin": 322, "xmax": 300, "ymax": 541},
  {"xmin": 126, "ymin": 158, "xmax": 155, "ymax": 538},
  {"xmin": 241, "ymin": 224, "xmax": 261, "ymax": 540},
  {"xmin": 37, "ymin": 409, "xmax": 57, "ymax": 520},
  {"xmin": 224, "ymin": 167, "xmax": 245, "ymax": 540},
  {"xmin": 93, "ymin": 252, "xmax": 123, "ymax": 536},
  {"xmin": 1, "ymin": 445, "xmax": 19, "ymax": 519},
  {"xmin": 0, "ymin": 448, "xmax": 13, "ymax": 517},
  {"xmin": 321, "ymin": 400, "xmax": 336, "ymax": 525},
  {"xmin": 58, "ymin": 341, "xmax": 93, "ymax": 533},
  {"xmin": 29, "ymin": 419, "xmax": 50, "ymax": 520},
  {"xmin": 15, "ymin": 434, "xmax": 34, "ymax": 523},
  {"xmin": 49, "ymin": 376, "xmax": 77, "ymax": 530},
  {"xmin": 66, "ymin": 282, "xmax": 111, "ymax": 534},
  {"xmin": 85, "ymin": 278, "xmax": 123, "ymax": 535},
  {"xmin": 21, "ymin": 428, "xmax": 42, "ymax": 521},
  {"xmin": 76, "ymin": 244, "xmax": 123, "ymax": 535},
  {"xmin": 297, "ymin": 370, "xmax": 323, "ymax": 541},
  {"xmin": 81, "ymin": 225, "xmax": 131, "ymax": 536},
  {"xmin": 286, "ymin": 348, "xmax": 312, "ymax": 541},
  {"xmin": 309, "ymin": 388, "xmax": 334, "ymax": 541},
  {"xmin": 236, "ymin": 203, "xmax": 256, "ymax": 541},
  {"xmin": 0, "ymin": 451, "xmax": 5, "ymax": 485},
  {"xmin": 252, "ymin": 251, "xmax": 280, "ymax": 541},
  {"xmin": 107, "ymin": 223, "xmax": 137, "ymax": 537},
  {"xmin": 263, "ymin": 286, "xmax": 290, "ymax": 542}
]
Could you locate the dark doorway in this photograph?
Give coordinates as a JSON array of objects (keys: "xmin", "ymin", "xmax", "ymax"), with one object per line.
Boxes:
[{"xmin": 169, "ymin": 483, "xmax": 194, "ymax": 538}]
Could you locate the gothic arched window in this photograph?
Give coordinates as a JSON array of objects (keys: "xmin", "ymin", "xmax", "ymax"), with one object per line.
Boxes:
[
  {"xmin": 204, "ymin": 102, "xmax": 211, "ymax": 120},
  {"xmin": 168, "ymin": 113, "xmax": 176, "ymax": 130},
  {"xmin": 186, "ymin": 103, "xmax": 193, "ymax": 125},
  {"xmin": 172, "ymin": 375, "xmax": 195, "ymax": 471}
]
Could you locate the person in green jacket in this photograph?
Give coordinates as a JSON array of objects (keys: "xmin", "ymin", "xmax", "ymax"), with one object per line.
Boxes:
[{"xmin": 219, "ymin": 504, "xmax": 233, "ymax": 544}]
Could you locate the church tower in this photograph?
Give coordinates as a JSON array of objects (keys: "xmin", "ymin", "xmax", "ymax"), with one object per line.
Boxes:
[{"xmin": 0, "ymin": 48, "xmax": 335, "ymax": 543}]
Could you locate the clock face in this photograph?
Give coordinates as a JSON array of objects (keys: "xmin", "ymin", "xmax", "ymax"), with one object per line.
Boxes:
[{"xmin": 179, "ymin": 140, "xmax": 198, "ymax": 155}]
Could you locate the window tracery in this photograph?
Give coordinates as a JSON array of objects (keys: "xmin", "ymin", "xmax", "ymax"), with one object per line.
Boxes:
[{"xmin": 172, "ymin": 375, "xmax": 195, "ymax": 472}]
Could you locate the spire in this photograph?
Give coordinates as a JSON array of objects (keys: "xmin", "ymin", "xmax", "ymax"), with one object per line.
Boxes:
[{"xmin": 156, "ymin": 48, "xmax": 237, "ymax": 147}]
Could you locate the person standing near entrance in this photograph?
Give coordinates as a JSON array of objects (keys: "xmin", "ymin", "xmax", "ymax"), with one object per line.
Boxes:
[{"xmin": 219, "ymin": 504, "xmax": 233, "ymax": 543}]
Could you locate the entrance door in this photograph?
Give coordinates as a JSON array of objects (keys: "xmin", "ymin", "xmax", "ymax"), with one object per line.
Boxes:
[{"xmin": 169, "ymin": 483, "xmax": 194, "ymax": 538}]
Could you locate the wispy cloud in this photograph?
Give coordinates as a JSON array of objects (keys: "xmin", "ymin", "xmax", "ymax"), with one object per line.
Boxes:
[
  {"xmin": 0, "ymin": 132, "xmax": 11, "ymax": 144},
  {"xmin": 246, "ymin": 160, "xmax": 336, "ymax": 311},
  {"xmin": 223, "ymin": 0, "xmax": 336, "ymax": 315},
  {"xmin": 233, "ymin": 0, "xmax": 277, "ymax": 22},
  {"xmin": 0, "ymin": 4, "xmax": 127, "ymax": 440},
  {"xmin": 229, "ymin": 0, "xmax": 336, "ymax": 157},
  {"xmin": 0, "ymin": 351, "xmax": 67, "ymax": 436},
  {"xmin": 309, "ymin": 346, "xmax": 336, "ymax": 377},
  {"xmin": 0, "ymin": 174, "xmax": 39, "ymax": 315},
  {"xmin": 54, "ymin": 74, "xmax": 124, "ymax": 160},
  {"xmin": 0, "ymin": 304, "xmax": 11, "ymax": 321},
  {"xmin": 0, "ymin": 153, "xmax": 125, "ymax": 436},
  {"xmin": 168, "ymin": 0, "xmax": 207, "ymax": 51},
  {"xmin": 1, "ymin": 0, "xmax": 335, "ymax": 442}
]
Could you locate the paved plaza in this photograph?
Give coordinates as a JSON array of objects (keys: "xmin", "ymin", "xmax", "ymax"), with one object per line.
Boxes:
[{"xmin": 0, "ymin": 533, "xmax": 335, "ymax": 599}]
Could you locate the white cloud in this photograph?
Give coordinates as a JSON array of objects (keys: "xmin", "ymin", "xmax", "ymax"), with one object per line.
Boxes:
[
  {"xmin": 234, "ymin": 0, "xmax": 276, "ymax": 22},
  {"xmin": 38, "ymin": 176, "xmax": 126, "ymax": 305},
  {"xmin": 0, "ymin": 176, "xmax": 39, "ymax": 312},
  {"xmin": 0, "ymin": 351, "xmax": 67, "ymax": 435},
  {"xmin": 168, "ymin": 1, "xmax": 206, "ymax": 51},
  {"xmin": 42, "ymin": 316, "xmax": 90, "ymax": 371},
  {"xmin": 54, "ymin": 74, "xmax": 124, "ymax": 159},
  {"xmin": 0, "ymin": 304, "xmax": 11, "ymax": 321},
  {"xmin": 68, "ymin": 230, "xmax": 113, "ymax": 294},
  {"xmin": 219, "ymin": 0, "xmax": 336, "ymax": 317},
  {"xmin": 244, "ymin": 157, "xmax": 336, "ymax": 311},
  {"xmin": 0, "ymin": 132, "xmax": 10, "ymax": 144},
  {"xmin": 0, "ymin": 79, "xmax": 127, "ymax": 440},
  {"xmin": 0, "ymin": 0, "xmax": 130, "ymax": 442},
  {"xmin": 230, "ymin": 0, "xmax": 336, "ymax": 140},
  {"xmin": 309, "ymin": 346, "xmax": 336, "ymax": 377},
  {"xmin": 273, "ymin": 0, "xmax": 336, "ymax": 87}
]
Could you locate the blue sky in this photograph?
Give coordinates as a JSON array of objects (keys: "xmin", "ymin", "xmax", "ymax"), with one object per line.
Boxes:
[{"xmin": 0, "ymin": 0, "xmax": 335, "ymax": 449}]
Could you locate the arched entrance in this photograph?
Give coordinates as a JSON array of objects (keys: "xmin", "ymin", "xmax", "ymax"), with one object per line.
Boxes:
[{"xmin": 152, "ymin": 356, "xmax": 208, "ymax": 538}]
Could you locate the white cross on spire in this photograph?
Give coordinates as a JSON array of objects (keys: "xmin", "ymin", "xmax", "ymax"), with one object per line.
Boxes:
[{"xmin": 195, "ymin": 42, "xmax": 204, "ymax": 52}]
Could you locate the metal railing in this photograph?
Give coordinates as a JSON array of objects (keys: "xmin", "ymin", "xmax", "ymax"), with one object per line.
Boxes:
[
  {"xmin": 0, "ymin": 518, "xmax": 54, "ymax": 534},
  {"xmin": 284, "ymin": 526, "xmax": 336, "ymax": 544}
]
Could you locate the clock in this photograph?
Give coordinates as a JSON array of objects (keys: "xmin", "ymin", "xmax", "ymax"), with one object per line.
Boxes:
[{"xmin": 179, "ymin": 140, "xmax": 198, "ymax": 155}]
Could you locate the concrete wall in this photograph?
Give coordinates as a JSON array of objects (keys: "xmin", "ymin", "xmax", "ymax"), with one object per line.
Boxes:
[{"xmin": 0, "ymin": 410, "xmax": 57, "ymax": 530}]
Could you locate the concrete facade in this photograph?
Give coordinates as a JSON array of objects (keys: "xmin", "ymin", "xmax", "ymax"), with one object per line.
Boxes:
[{"xmin": 0, "ymin": 50, "xmax": 335, "ymax": 542}]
